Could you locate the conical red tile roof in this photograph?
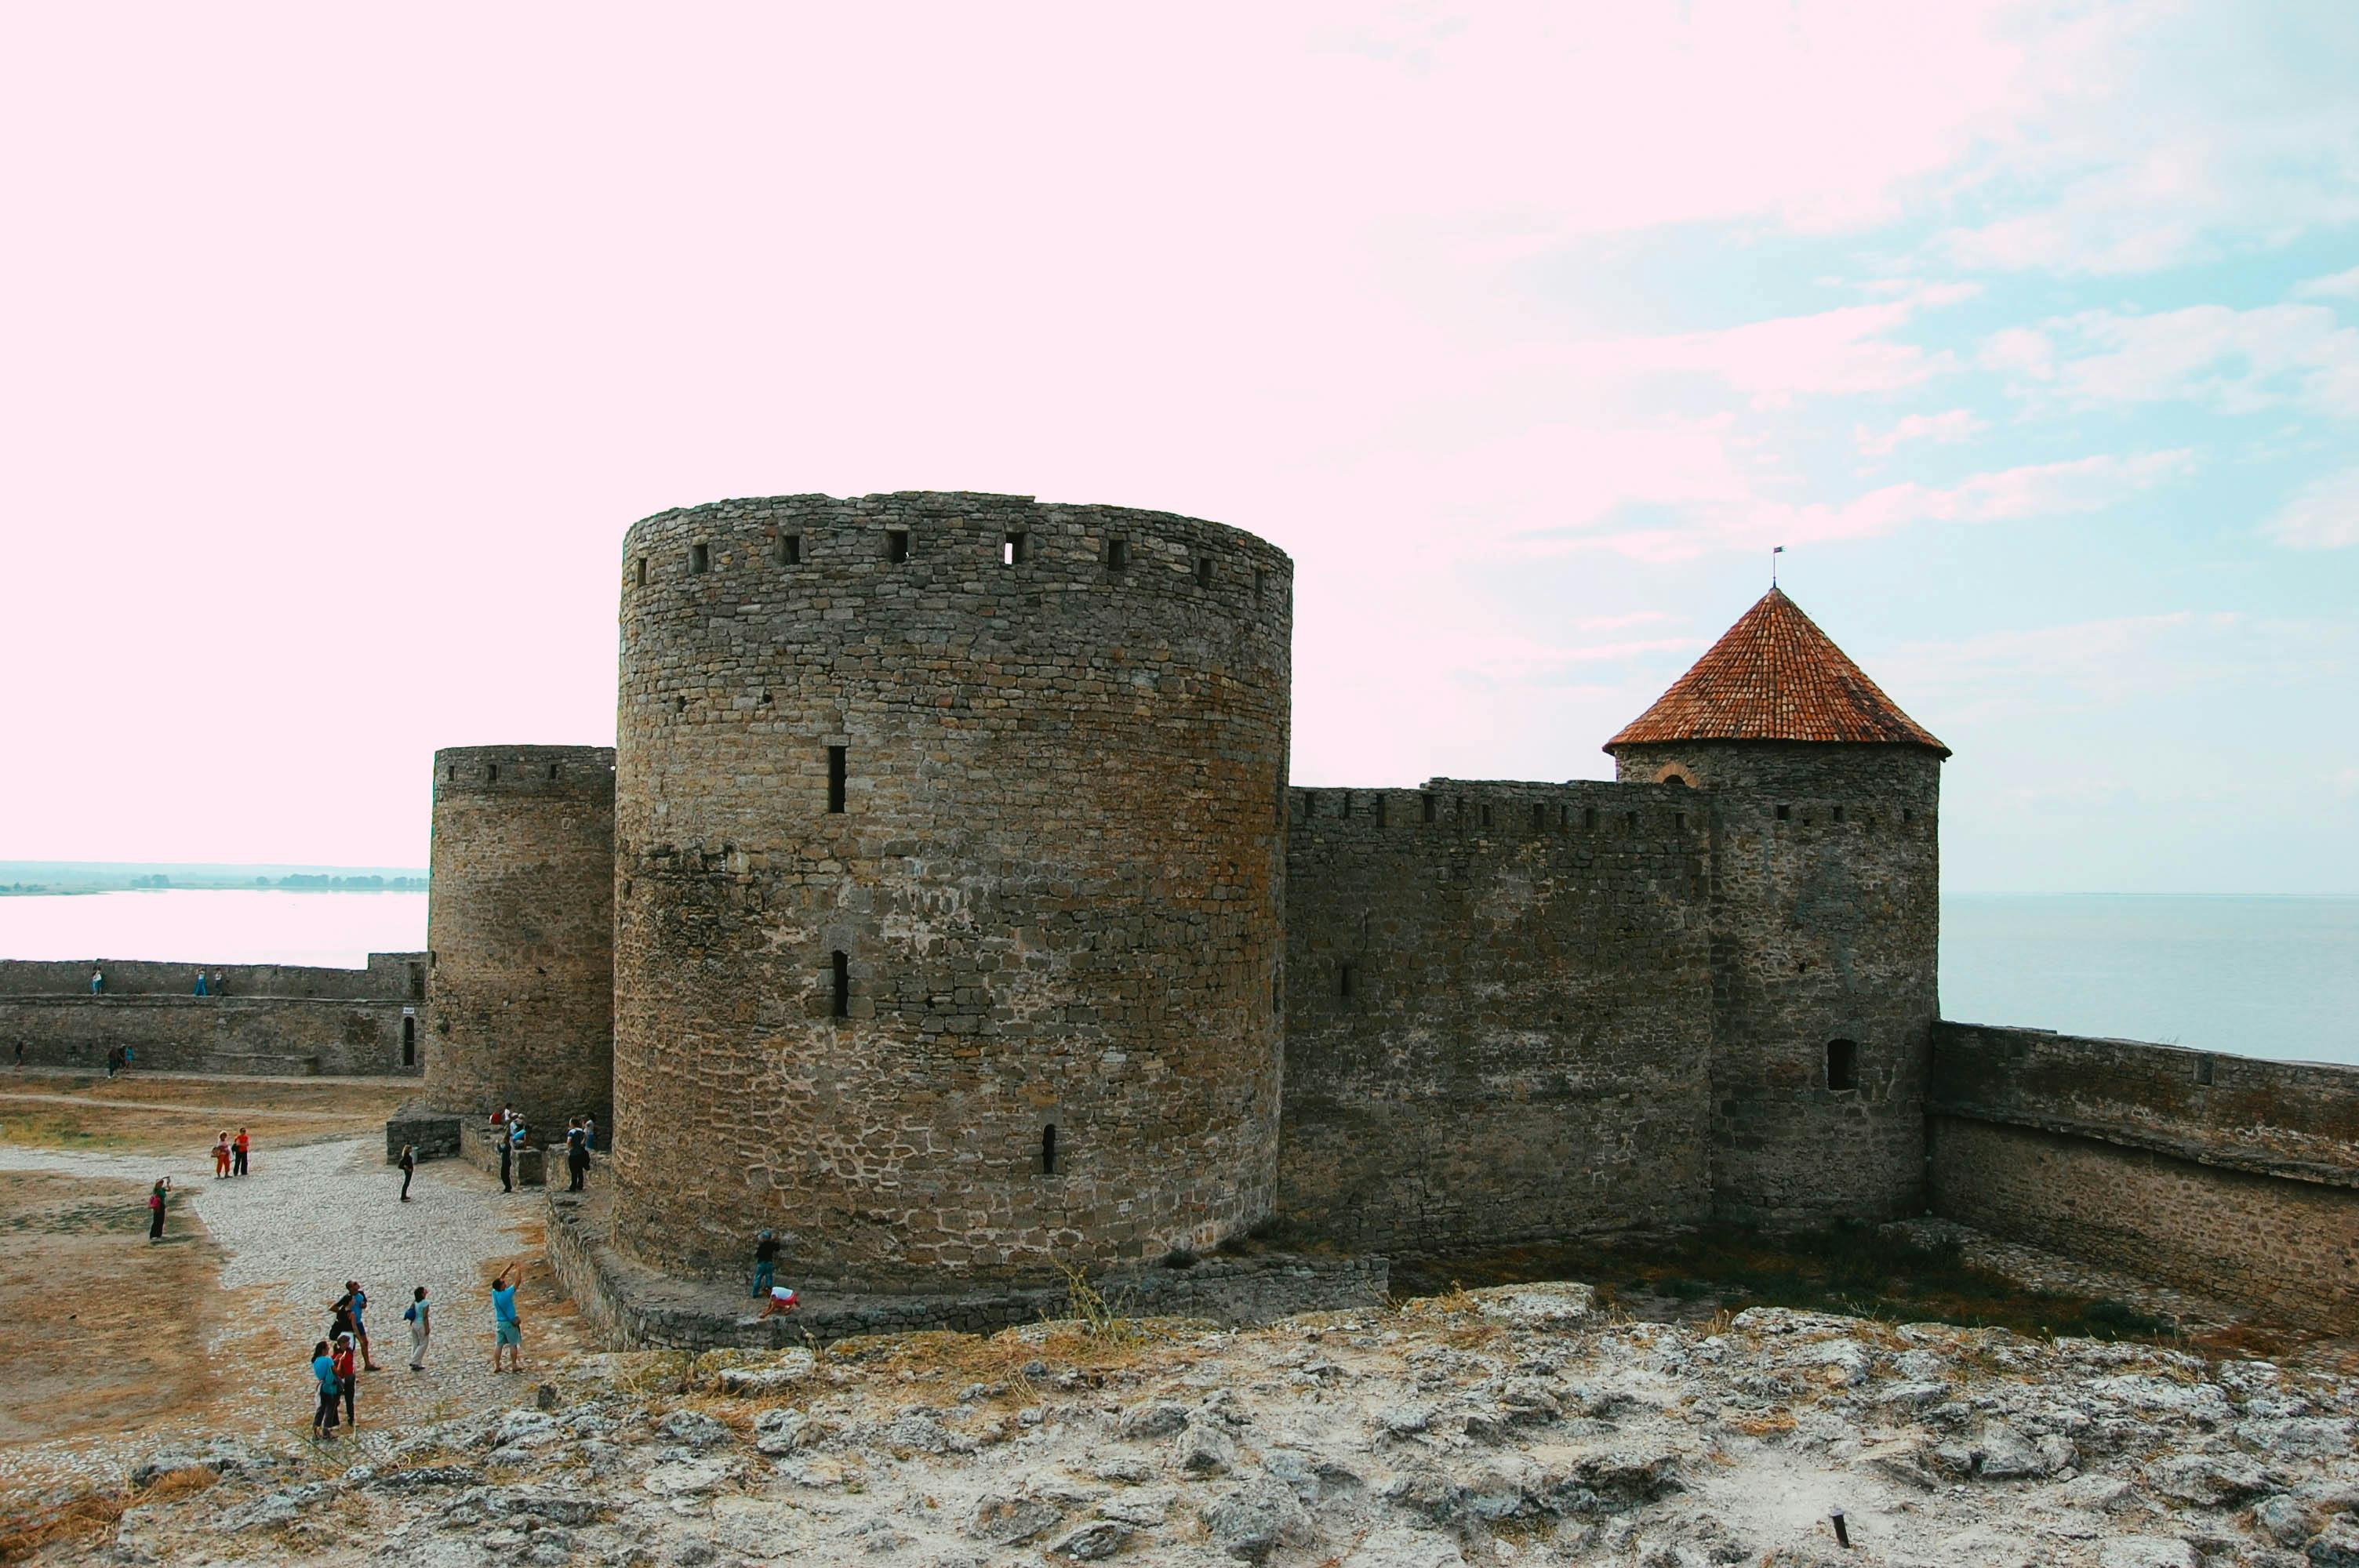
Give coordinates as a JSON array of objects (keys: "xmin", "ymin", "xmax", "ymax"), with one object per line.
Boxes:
[{"xmin": 1605, "ymin": 588, "xmax": 1947, "ymax": 756}]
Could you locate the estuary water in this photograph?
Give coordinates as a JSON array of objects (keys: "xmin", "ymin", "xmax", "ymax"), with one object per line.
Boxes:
[{"xmin": 0, "ymin": 889, "xmax": 2352, "ymax": 1066}]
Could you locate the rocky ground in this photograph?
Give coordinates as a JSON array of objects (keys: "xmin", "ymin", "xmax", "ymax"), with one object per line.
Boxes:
[{"xmin": 24, "ymin": 1281, "xmax": 2359, "ymax": 1568}]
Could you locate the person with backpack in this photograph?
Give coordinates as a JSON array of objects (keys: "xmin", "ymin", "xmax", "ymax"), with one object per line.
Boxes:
[
  {"xmin": 564, "ymin": 1119, "xmax": 590, "ymax": 1192},
  {"xmin": 309, "ymin": 1340, "xmax": 340, "ymax": 1440},
  {"xmin": 403, "ymin": 1285, "xmax": 431, "ymax": 1371},
  {"xmin": 146, "ymin": 1178, "xmax": 169, "ymax": 1241}
]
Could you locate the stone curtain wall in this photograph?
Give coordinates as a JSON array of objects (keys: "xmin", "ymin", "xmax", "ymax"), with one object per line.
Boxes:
[
  {"xmin": 1278, "ymin": 779, "xmax": 1714, "ymax": 1250},
  {"xmin": 1609, "ymin": 742, "xmax": 1942, "ymax": 1226},
  {"xmin": 422, "ymin": 746, "xmax": 616, "ymax": 1136},
  {"xmin": 610, "ymin": 492, "xmax": 1292, "ymax": 1285},
  {"xmin": 2, "ymin": 952, "xmax": 425, "ymax": 1076},
  {"xmin": 2, "ymin": 996, "xmax": 420, "ymax": 1076},
  {"xmin": 1928, "ymin": 1024, "xmax": 2359, "ymax": 1332}
]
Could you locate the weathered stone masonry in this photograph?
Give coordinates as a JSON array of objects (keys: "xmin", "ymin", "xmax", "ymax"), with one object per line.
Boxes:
[
  {"xmin": 1279, "ymin": 779, "xmax": 1714, "ymax": 1250},
  {"xmin": 2, "ymin": 953, "xmax": 425, "ymax": 1076},
  {"xmin": 423, "ymin": 745, "xmax": 616, "ymax": 1138},
  {"xmin": 609, "ymin": 494, "xmax": 1292, "ymax": 1286}
]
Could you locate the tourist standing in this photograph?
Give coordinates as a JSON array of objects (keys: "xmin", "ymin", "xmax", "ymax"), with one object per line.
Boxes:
[
  {"xmin": 146, "ymin": 1178, "xmax": 169, "ymax": 1241},
  {"xmin": 193, "ymin": 970, "xmax": 207, "ymax": 996},
  {"xmin": 403, "ymin": 1286, "xmax": 431, "ymax": 1371},
  {"xmin": 213, "ymin": 1133, "xmax": 231, "ymax": 1178},
  {"xmin": 212, "ymin": 971, "xmax": 227, "ymax": 997},
  {"xmin": 565, "ymin": 1119, "xmax": 589, "ymax": 1192},
  {"xmin": 751, "ymin": 1230, "xmax": 779, "ymax": 1298},
  {"xmin": 333, "ymin": 1333, "xmax": 358, "ymax": 1429},
  {"xmin": 398, "ymin": 1144, "xmax": 416, "ymax": 1202},
  {"xmin": 89, "ymin": 966, "xmax": 103, "ymax": 995},
  {"xmin": 232, "ymin": 1127, "xmax": 249, "ymax": 1175},
  {"xmin": 107, "ymin": 1047, "xmax": 122, "ymax": 1080},
  {"xmin": 583, "ymin": 1113, "xmax": 596, "ymax": 1152},
  {"xmin": 491, "ymin": 1269, "xmax": 523, "ymax": 1372},
  {"xmin": 346, "ymin": 1280, "xmax": 381, "ymax": 1371},
  {"xmin": 498, "ymin": 1127, "xmax": 514, "ymax": 1193},
  {"xmin": 13, "ymin": 1040, "xmax": 24, "ymax": 1070},
  {"xmin": 309, "ymin": 1341, "xmax": 340, "ymax": 1440}
]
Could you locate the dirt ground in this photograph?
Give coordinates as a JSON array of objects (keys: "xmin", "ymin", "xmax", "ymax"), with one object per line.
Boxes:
[
  {"xmin": 0, "ymin": 1070, "xmax": 409, "ymax": 1157},
  {"xmin": 0, "ymin": 1171, "xmax": 228, "ymax": 1449}
]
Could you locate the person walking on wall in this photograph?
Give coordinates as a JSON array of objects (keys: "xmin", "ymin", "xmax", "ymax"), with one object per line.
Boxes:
[
  {"xmin": 146, "ymin": 1178, "xmax": 169, "ymax": 1241},
  {"xmin": 13, "ymin": 1040, "xmax": 24, "ymax": 1071},
  {"xmin": 333, "ymin": 1332, "xmax": 358, "ymax": 1429},
  {"xmin": 498, "ymin": 1126, "xmax": 513, "ymax": 1193},
  {"xmin": 491, "ymin": 1269, "xmax": 523, "ymax": 1373},
  {"xmin": 233, "ymin": 1127, "xmax": 249, "ymax": 1176},
  {"xmin": 582, "ymin": 1113, "xmax": 596, "ymax": 1153},
  {"xmin": 193, "ymin": 970, "xmax": 207, "ymax": 996},
  {"xmin": 213, "ymin": 1132, "xmax": 231, "ymax": 1178},
  {"xmin": 106, "ymin": 1047, "xmax": 122, "ymax": 1080},
  {"xmin": 89, "ymin": 967, "xmax": 103, "ymax": 995},
  {"xmin": 309, "ymin": 1340, "xmax": 340, "ymax": 1441},
  {"xmin": 212, "ymin": 971, "xmax": 226, "ymax": 997},
  {"xmin": 564, "ymin": 1119, "xmax": 589, "ymax": 1192},
  {"xmin": 751, "ymin": 1230, "xmax": 779, "ymax": 1298},
  {"xmin": 403, "ymin": 1285, "xmax": 430, "ymax": 1371},
  {"xmin": 398, "ymin": 1144, "xmax": 416, "ymax": 1202}
]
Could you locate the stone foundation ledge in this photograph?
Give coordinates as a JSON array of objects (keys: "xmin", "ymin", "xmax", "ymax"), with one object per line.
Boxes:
[
  {"xmin": 543, "ymin": 1185, "xmax": 1389, "ymax": 1352},
  {"xmin": 383, "ymin": 1105, "xmax": 463, "ymax": 1164}
]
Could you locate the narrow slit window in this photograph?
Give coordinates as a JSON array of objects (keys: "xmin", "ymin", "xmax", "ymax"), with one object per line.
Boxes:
[
  {"xmin": 780, "ymin": 534, "xmax": 801, "ymax": 566},
  {"xmin": 1420, "ymin": 793, "xmax": 1436, "ymax": 823},
  {"xmin": 1480, "ymin": 804, "xmax": 1493, "ymax": 828},
  {"xmin": 402, "ymin": 1015, "xmax": 416, "ymax": 1066},
  {"xmin": 827, "ymin": 746, "xmax": 847, "ymax": 813},
  {"xmin": 1106, "ymin": 537, "xmax": 1129, "ymax": 572},
  {"xmin": 1374, "ymin": 796, "xmax": 1388, "ymax": 827},
  {"xmin": 1041, "ymin": 1123, "xmax": 1058, "ymax": 1175},
  {"xmin": 547, "ymin": 764, "xmax": 559, "ymax": 780},
  {"xmin": 1254, "ymin": 568, "xmax": 1267, "ymax": 602},
  {"xmin": 1826, "ymin": 1039, "xmax": 1859, "ymax": 1092},
  {"xmin": 634, "ymin": 557, "xmax": 647, "ymax": 586},
  {"xmin": 1195, "ymin": 555, "xmax": 1214, "ymax": 588},
  {"xmin": 1583, "ymin": 808, "xmax": 1598, "ymax": 829},
  {"xmin": 689, "ymin": 542, "xmax": 709, "ymax": 575},
  {"xmin": 1271, "ymin": 975, "xmax": 1281, "ymax": 1014},
  {"xmin": 2195, "ymin": 1054, "xmax": 2215, "ymax": 1087},
  {"xmin": 1833, "ymin": 805, "xmax": 1845, "ymax": 823},
  {"xmin": 1338, "ymin": 960, "xmax": 1356, "ymax": 1000},
  {"xmin": 487, "ymin": 764, "xmax": 498, "ymax": 782},
  {"xmin": 446, "ymin": 766, "xmax": 455, "ymax": 781},
  {"xmin": 885, "ymin": 529, "xmax": 910, "ymax": 563},
  {"xmin": 1302, "ymin": 792, "xmax": 1314, "ymax": 818},
  {"xmin": 1002, "ymin": 532, "xmax": 1026, "ymax": 566},
  {"xmin": 1625, "ymin": 811, "xmax": 1637, "ymax": 829},
  {"xmin": 1531, "ymin": 803, "xmax": 1546, "ymax": 830},
  {"xmin": 1674, "ymin": 811, "xmax": 1685, "ymax": 829},
  {"xmin": 758, "ymin": 688, "xmax": 772, "ymax": 706},
  {"xmin": 1903, "ymin": 808, "xmax": 1914, "ymax": 823},
  {"xmin": 831, "ymin": 951, "xmax": 850, "ymax": 1019}
]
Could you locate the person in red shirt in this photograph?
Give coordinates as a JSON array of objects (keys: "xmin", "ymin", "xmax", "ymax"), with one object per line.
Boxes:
[
  {"xmin": 232, "ymin": 1127, "xmax": 250, "ymax": 1176},
  {"xmin": 333, "ymin": 1334, "xmax": 358, "ymax": 1429}
]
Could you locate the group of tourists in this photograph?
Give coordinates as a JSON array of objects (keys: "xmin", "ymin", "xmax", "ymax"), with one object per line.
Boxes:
[
  {"xmin": 487, "ymin": 1105, "xmax": 600, "ymax": 1194},
  {"xmin": 209, "ymin": 1128, "xmax": 253, "ymax": 1178},
  {"xmin": 306, "ymin": 1270, "xmax": 527, "ymax": 1440}
]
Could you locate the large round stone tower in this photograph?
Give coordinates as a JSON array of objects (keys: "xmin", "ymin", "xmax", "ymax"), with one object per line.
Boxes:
[
  {"xmin": 1605, "ymin": 589, "xmax": 1946, "ymax": 1225},
  {"xmin": 611, "ymin": 492, "xmax": 1293, "ymax": 1284},
  {"xmin": 423, "ymin": 745, "xmax": 616, "ymax": 1137}
]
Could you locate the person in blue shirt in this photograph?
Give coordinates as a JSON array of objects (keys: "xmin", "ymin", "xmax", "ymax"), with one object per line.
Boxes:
[
  {"xmin": 491, "ymin": 1269, "xmax": 523, "ymax": 1373},
  {"xmin": 309, "ymin": 1340, "xmax": 340, "ymax": 1440}
]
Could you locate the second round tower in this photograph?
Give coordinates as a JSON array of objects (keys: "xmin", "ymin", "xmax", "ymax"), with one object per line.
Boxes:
[{"xmin": 611, "ymin": 492, "xmax": 1293, "ymax": 1283}]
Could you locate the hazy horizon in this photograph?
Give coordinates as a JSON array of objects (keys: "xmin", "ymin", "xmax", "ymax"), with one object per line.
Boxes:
[{"xmin": 2, "ymin": 5, "xmax": 2354, "ymax": 894}]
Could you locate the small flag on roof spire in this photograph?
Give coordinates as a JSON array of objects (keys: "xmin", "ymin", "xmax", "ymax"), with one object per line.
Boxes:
[{"xmin": 1772, "ymin": 544, "xmax": 1784, "ymax": 586}]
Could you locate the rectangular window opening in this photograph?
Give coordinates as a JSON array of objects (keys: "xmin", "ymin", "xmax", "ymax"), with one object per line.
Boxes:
[
  {"xmin": 634, "ymin": 557, "xmax": 647, "ymax": 586},
  {"xmin": 1833, "ymin": 805, "xmax": 1846, "ymax": 823},
  {"xmin": 1420, "ymin": 793, "xmax": 1436, "ymax": 824},
  {"xmin": 885, "ymin": 529, "xmax": 911, "ymax": 563},
  {"xmin": 689, "ymin": 542, "xmax": 709, "ymax": 575},
  {"xmin": 827, "ymin": 746, "xmax": 847, "ymax": 813},
  {"xmin": 1374, "ymin": 796, "xmax": 1388, "ymax": 827},
  {"xmin": 1480, "ymin": 804, "xmax": 1494, "ymax": 828},
  {"xmin": 1826, "ymin": 1039, "xmax": 1859, "ymax": 1093},
  {"xmin": 1674, "ymin": 811, "xmax": 1685, "ymax": 829},
  {"xmin": 1338, "ymin": 960, "xmax": 1356, "ymax": 1000},
  {"xmin": 547, "ymin": 764, "xmax": 559, "ymax": 781},
  {"xmin": 1106, "ymin": 537, "xmax": 1129, "ymax": 572},
  {"xmin": 1002, "ymin": 532, "xmax": 1026, "ymax": 567},
  {"xmin": 1625, "ymin": 811, "xmax": 1637, "ymax": 829},
  {"xmin": 487, "ymin": 764, "xmax": 498, "ymax": 782},
  {"xmin": 1195, "ymin": 555, "xmax": 1214, "ymax": 588},
  {"xmin": 1776, "ymin": 804, "xmax": 1792, "ymax": 822},
  {"xmin": 780, "ymin": 534, "xmax": 801, "ymax": 567},
  {"xmin": 1041, "ymin": 1123, "xmax": 1058, "ymax": 1175},
  {"xmin": 831, "ymin": 950, "xmax": 850, "ymax": 1019},
  {"xmin": 1530, "ymin": 803, "xmax": 1546, "ymax": 831},
  {"xmin": 1583, "ymin": 808, "xmax": 1598, "ymax": 830},
  {"xmin": 1903, "ymin": 808, "xmax": 1914, "ymax": 823},
  {"xmin": 2195, "ymin": 1054, "xmax": 2215, "ymax": 1087},
  {"xmin": 1254, "ymin": 568, "xmax": 1267, "ymax": 602}
]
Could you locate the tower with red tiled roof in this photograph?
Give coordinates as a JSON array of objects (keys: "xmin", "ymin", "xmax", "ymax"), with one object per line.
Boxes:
[{"xmin": 1607, "ymin": 588, "xmax": 1946, "ymax": 1225}]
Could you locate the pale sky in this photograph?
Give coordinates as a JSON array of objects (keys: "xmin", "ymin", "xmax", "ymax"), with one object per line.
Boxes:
[{"xmin": 3, "ymin": 2, "xmax": 2354, "ymax": 893}]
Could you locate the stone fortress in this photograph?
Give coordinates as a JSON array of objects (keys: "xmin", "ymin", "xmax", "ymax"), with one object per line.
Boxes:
[{"xmin": 6, "ymin": 488, "xmax": 2346, "ymax": 1338}]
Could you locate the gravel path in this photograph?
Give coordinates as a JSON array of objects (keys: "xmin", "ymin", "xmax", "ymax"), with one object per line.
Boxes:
[{"xmin": 0, "ymin": 1135, "xmax": 585, "ymax": 1490}]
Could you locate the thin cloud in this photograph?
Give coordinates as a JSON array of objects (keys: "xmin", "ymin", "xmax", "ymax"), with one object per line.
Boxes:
[
  {"xmin": 1856, "ymin": 408, "xmax": 1989, "ymax": 457},
  {"xmin": 2295, "ymin": 264, "xmax": 2359, "ymax": 300},
  {"xmin": 2022, "ymin": 303, "xmax": 2359, "ymax": 418},
  {"xmin": 2266, "ymin": 467, "xmax": 2359, "ymax": 550}
]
